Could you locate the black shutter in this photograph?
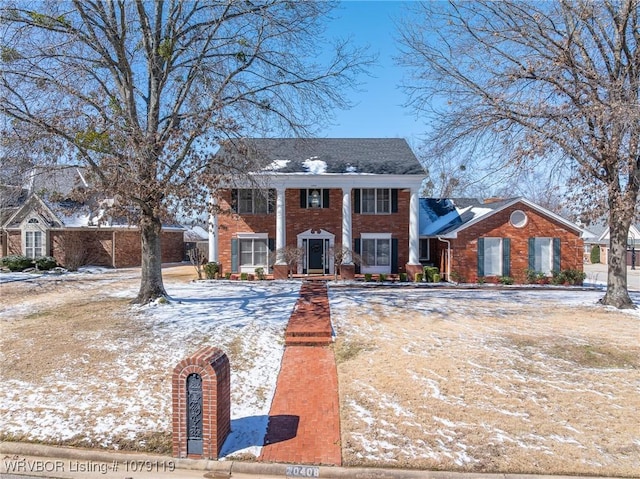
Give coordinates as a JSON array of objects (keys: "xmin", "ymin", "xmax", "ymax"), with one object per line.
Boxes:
[
  {"xmin": 528, "ymin": 238, "xmax": 536, "ymax": 270},
  {"xmin": 553, "ymin": 238, "xmax": 561, "ymax": 272},
  {"xmin": 354, "ymin": 189, "xmax": 361, "ymax": 214},
  {"xmin": 300, "ymin": 189, "xmax": 307, "ymax": 209},
  {"xmin": 391, "ymin": 238, "xmax": 399, "ymax": 274},
  {"xmin": 354, "ymin": 238, "xmax": 361, "ymax": 274},
  {"xmin": 231, "ymin": 238, "xmax": 239, "ymax": 273},
  {"xmin": 268, "ymin": 189, "xmax": 276, "ymax": 214},
  {"xmin": 231, "ymin": 189, "xmax": 238, "ymax": 213},
  {"xmin": 391, "ymin": 189, "xmax": 398, "ymax": 213},
  {"xmin": 502, "ymin": 238, "xmax": 511, "ymax": 277},
  {"xmin": 323, "ymin": 189, "xmax": 330, "ymax": 208},
  {"xmin": 477, "ymin": 237, "xmax": 485, "ymax": 277}
]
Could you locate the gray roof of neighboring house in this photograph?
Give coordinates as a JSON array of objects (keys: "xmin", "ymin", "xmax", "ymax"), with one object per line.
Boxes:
[
  {"xmin": 217, "ymin": 138, "xmax": 425, "ymax": 175},
  {"xmin": 27, "ymin": 166, "xmax": 89, "ymax": 199}
]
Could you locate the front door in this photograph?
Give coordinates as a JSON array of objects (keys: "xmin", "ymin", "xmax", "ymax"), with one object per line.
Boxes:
[{"xmin": 308, "ymin": 239, "xmax": 324, "ymax": 274}]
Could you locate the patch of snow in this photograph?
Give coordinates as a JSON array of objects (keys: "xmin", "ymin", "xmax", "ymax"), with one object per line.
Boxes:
[
  {"xmin": 264, "ymin": 159, "xmax": 290, "ymax": 170},
  {"xmin": 302, "ymin": 157, "xmax": 327, "ymax": 174}
]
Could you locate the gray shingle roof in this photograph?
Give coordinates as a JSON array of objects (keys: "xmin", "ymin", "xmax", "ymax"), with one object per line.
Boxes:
[{"xmin": 217, "ymin": 138, "xmax": 425, "ymax": 175}]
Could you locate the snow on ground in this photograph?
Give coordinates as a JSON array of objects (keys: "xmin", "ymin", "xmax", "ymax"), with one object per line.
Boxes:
[{"xmin": 1, "ymin": 276, "xmax": 300, "ymax": 458}]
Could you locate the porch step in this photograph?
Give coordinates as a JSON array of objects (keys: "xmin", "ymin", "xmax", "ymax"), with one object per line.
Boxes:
[{"xmin": 284, "ymin": 281, "xmax": 333, "ymax": 347}]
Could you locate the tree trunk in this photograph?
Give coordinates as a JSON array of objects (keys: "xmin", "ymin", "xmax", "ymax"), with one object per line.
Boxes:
[
  {"xmin": 600, "ymin": 212, "xmax": 634, "ymax": 309},
  {"xmin": 133, "ymin": 212, "xmax": 168, "ymax": 304}
]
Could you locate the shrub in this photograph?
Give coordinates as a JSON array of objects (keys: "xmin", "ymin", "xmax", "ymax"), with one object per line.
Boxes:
[
  {"xmin": 432, "ymin": 273, "xmax": 441, "ymax": 283},
  {"xmin": 551, "ymin": 270, "xmax": 583, "ymax": 285},
  {"xmin": 498, "ymin": 276, "xmax": 514, "ymax": 285},
  {"xmin": 240, "ymin": 272, "xmax": 248, "ymax": 281},
  {"xmin": 414, "ymin": 272, "xmax": 423, "ymax": 282},
  {"xmin": 423, "ymin": 266, "xmax": 439, "ymax": 282},
  {"xmin": 590, "ymin": 245, "xmax": 601, "ymax": 264},
  {"xmin": 364, "ymin": 273, "xmax": 373, "ymax": 282},
  {"xmin": 1, "ymin": 255, "xmax": 34, "ymax": 272},
  {"xmin": 203, "ymin": 262, "xmax": 220, "ymax": 279},
  {"xmin": 224, "ymin": 272, "xmax": 231, "ymax": 280},
  {"xmin": 450, "ymin": 271, "xmax": 464, "ymax": 283},
  {"xmin": 399, "ymin": 272, "xmax": 408, "ymax": 282},
  {"xmin": 524, "ymin": 269, "xmax": 538, "ymax": 284},
  {"xmin": 477, "ymin": 276, "xmax": 486, "ymax": 284},
  {"xmin": 35, "ymin": 256, "xmax": 57, "ymax": 271},
  {"xmin": 378, "ymin": 273, "xmax": 387, "ymax": 282},
  {"xmin": 254, "ymin": 267, "xmax": 266, "ymax": 280}
]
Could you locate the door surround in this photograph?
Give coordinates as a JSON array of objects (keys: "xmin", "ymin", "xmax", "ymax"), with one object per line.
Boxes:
[{"xmin": 297, "ymin": 229, "xmax": 335, "ymax": 275}]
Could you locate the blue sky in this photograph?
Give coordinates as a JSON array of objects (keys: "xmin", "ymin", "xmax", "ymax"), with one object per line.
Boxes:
[{"xmin": 319, "ymin": 1, "xmax": 426, "ymax": 147}]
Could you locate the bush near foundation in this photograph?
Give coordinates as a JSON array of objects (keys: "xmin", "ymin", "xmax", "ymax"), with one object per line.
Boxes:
[{"xmin": 1, "ymin": 255, "xmax": 34, "ymax": 272}]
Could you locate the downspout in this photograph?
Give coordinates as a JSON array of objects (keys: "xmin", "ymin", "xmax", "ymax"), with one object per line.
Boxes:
[{"xmin": 437, "ymin": 236, "xmax": 452, "ymax": 283}]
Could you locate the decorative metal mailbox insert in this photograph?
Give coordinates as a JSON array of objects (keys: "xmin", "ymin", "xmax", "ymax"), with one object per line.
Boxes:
[{"xmin": 186, "ymin": 373, "xmax": 203, "ymax": 455}]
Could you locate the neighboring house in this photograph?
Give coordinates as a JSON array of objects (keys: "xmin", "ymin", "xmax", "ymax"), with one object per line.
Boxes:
[
  {"xmin": 209, "ymin": 138, "xmax": 427, "ymax": 279},
  {"xmin": 0, "ymin": 167, "xmax": 184, "ymax": 268},
  {"xmin": 419, "ymin": 197, "xmax": 584, "ymax": 283},
  {"xmin": 583, "ymin": 223, "xmax": 640, "ymax": 265}
]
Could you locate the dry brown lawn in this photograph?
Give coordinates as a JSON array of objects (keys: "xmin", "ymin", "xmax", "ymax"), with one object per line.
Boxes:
[{"xmin": 331, "ymin": 287, "xmax": 640, "ymax": 477}]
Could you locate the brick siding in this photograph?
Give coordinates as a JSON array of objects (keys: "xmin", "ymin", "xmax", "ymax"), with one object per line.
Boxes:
[
  {"xmin": 216, "ymin": 188, "xmax": 412, "ymax": 273},
  {"xmin": 433, "ymin": 202, "xmax": 583, "ymax": 283}
]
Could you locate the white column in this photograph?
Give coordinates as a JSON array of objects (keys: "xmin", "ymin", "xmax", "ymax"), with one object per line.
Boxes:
[
  {"xmin": 409, "ymin": 187, "xmax": 420, "ymax": 265},
  {"xmin": 208, "ymin": 196, "xmax": 219, "ymax": 263},
  {"xmin": 275, "ymin": 187, "xmax": 286, "ymax": 264},
  {"xmin": 342, "ymin": 187, "xmax": 353, "ymax": 264}
]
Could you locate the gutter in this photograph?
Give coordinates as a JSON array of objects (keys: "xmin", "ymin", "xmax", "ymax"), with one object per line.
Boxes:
[{"xmin": 437, "ymin": 236, "xmax": 452, "ymax": 283}]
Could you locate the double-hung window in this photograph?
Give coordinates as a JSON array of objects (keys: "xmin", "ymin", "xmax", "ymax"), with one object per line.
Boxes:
[
  {"xmin": 477, "ymin": 237, "xmax": 510, "ymax": 277},
  {"xmin": 360, "ymin": 233, "xmax": 392, "ymax": 274},
  {"xmin": 482, "ymin": 237, "xmax": 503, "ymax": 276},
  {"xmin": 361, "ymin": 188, "xmax": 390, "ymax": 214},
  {"xmin": 25, "ymin": 230, "xmax": 44, "ymax": 259},
  {"xmin": 529, "ymin": 237, "xmax": 560, "ymax": 276},
  {"xmin": 236, "ymin": 189, "xmax": 270, "ymax": 214},
  {"xmin": 239, "ymin": 237, "xmax": 269, "ymax": 269}
]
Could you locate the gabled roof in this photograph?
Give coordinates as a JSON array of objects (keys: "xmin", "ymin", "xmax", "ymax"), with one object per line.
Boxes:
[
  {"xmin": 3, "ymin": 194, "xmax": 65, "ymax": 229},
  {"xmin": 217, "ymin": 138, "xmax": 425, "ymax": 175},
  {"xmin": 420, "ymin": 197, "xmax": 583, "ymax": 238}
]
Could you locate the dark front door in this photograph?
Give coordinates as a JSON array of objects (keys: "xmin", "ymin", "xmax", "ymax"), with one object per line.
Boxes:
[{"xmin": 308, "ymin": 239, "xmax": 324, "ymax": 273}]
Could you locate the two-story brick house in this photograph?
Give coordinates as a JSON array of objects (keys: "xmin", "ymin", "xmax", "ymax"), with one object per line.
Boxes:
[{"xmin": 208, "ymin": 138, "xmax": 427, "ymax": 279}]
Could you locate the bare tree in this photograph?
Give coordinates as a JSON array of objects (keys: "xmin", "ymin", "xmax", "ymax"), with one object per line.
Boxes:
[
  {"xmin": 271, "ymin": 246, "xmax": 304, "ymax": 279},
  {"xmin": 328, "ymin": 243, "xmax": 361, "ymax": 279},
  {"xmin": 1, "ymin": 1, "xmax": 370, "ymax": 303},
  {"xmin": 398, "ymin": 0, "xmax": 639, "ymax": 308}
]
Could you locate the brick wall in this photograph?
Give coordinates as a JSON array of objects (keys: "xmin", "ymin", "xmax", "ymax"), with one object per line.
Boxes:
[
  {"xmin": 436, "ymin": 203, "xmax": 583, "ymax": 283},
  {"xmin": 50, "ymin": 230, "xmax": 114, "ymax": 268},
  {"xmin": 6, "ymin": 231, "xmax": 21, "ymax": 255},
  {"xmin": 216, "ymin": 188, "xmax": 412, "ymax": 272},
  {"xmin": 2, "ymin": 228, "xmax": 183, "ymax": 269},
  {"xmin": 161, "ymin": 230, "xmax": 185, "ymax": 264}
]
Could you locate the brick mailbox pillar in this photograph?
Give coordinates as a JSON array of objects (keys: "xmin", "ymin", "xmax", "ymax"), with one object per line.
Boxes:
[{"xmin": 172, "ymin": 346, "xmax": 230, "ymax": 459}]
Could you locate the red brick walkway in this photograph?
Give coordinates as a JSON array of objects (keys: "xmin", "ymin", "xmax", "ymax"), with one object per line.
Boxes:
[{"xmin": 259, "ymin": 282, "xmax": 342, "ymax": 466}]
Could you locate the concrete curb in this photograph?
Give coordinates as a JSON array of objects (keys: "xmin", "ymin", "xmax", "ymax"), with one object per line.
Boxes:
[{"xmin": 1, "ymin": 442, "xmax": 630, "ymax": 479}]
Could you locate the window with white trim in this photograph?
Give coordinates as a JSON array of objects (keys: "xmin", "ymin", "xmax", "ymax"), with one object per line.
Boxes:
[
  {"xmin": 419, "ymin": 238, "xmax": 430, "ymax": 261},
  {"xmin": 360, "ymin": 233, "xmax": 391, "ymax": 273},
  {"xmin": 25, "ymin": 231, "xmax": 44, "ymax": 258},
  {"xmin": 532, "ymin": 237, "xmax": 553, "ymax": 275},
  {"xmin": 239, "ymin": 237, "xmax": 269, "ymax": 268},
  {"xmin": 482, "ymin": 237, "xmax": 503, "ymax": 276},
  {"xmin": 361, "ymin": 188, "xmax": 390, "ymax": 214}
]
